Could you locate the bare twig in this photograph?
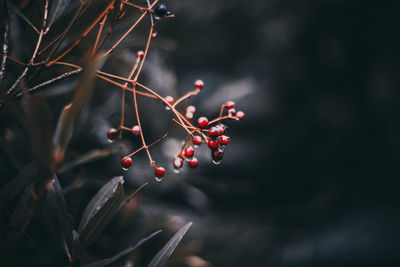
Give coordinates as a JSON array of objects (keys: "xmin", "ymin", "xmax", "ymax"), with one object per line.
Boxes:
[
  {"xmin": 14, "ymin": 69, "xmax": 82, "ymax": 98},
  {"xmin": 5, "ymin": 0, "xmax": 49, "ymax": 97},
  {"xmin": 0, "ymin": 15, "xmax": 9, "ymax": 85}
]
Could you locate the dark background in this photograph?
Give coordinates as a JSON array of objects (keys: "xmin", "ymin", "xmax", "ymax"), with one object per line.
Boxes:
[{"xmin": 1, "ymin": 0, "xmax": 400, "ymax": 266}]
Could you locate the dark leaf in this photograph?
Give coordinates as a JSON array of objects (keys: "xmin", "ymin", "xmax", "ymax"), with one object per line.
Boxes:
[
  {"xmin": 118, "ymin": 182, "xmax": 148, "ymax": 210},
  {"xmin": 148, "ymin": 222, "xmax": 193, "ymax": 267},
  {"xmin": 53, "ymin": 56, "xmax": 97, "ymax": 167},
  {"xmin": 46, "ymin": 175, "xmax": 75, "ymax": 261},
  {"xmin": 79, "ymin": 177, "xmax": 126, "ymax": 247},
  {"xmin": 48, "ymin": 0, "xmax": 72, "ymax": 29},
  {"xmin": 73, "ymin": 230, "xmax": 91, "ymax": 265},
  {"xmin": 58, "ymin": 148, "xmax": 113, "ymax": 174},
  {"xmin": 27, "ymin": 94, "xmax": 53, "ymax": 179},
  {"xmin": 83, "ymin": 230, "xmax": 162, "ymax": 267},
  {"xmin": 0, "ymin": 162, "xmax": 37, "ymax": 209},
  {"xmin": 78, "ymin": 176, "xmax": 123, "ymax": 233},
  {"xmin": 10, "ymin": 182, "xmax": 34, "ymax": 227}
]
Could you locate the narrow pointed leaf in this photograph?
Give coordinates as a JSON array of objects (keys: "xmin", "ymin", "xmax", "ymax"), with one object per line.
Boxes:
[
  {"xmin": 48, "ymin": 0, "xmax": 71, "ymax": 29},
  {"xmin": 78, "ymin": 176, "xmax": 124, "ymax": 233},
  {"xmin": 79, "ymin": 178, "xmax": 127, "ymax": 247},
  {"xmin": 10, "ymin": 182, "xmax": 34, "ymax": 227},
  {"xmin": 46, "ymin": 175, "xmax": 75, "ymax": 260},
  {"xmin": 0, "ymin": 163, "xmax": 37, "ymax": 208},
  {"xmin": 73, "ymin": 230, "xmax": 91, "ymax": 265},
  {"xmin": 53, "ymin": 57, "xmax": 97, "ymax": 166},
  {"xmin": 83, "ymin": 230, "xmax": 162, "ymax": 267},
  {"xmin": 27, "ymin": 94, "xmax": 53, "ymax": 179},
  {"xmin": 148, "ymin": 222, "xmax": 193, "ymax": 267}
]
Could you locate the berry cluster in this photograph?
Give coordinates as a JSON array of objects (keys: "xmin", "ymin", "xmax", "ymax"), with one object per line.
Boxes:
[
  {"xmin": 100, "ymin": 2, "xmax": 245, "ymax": 181},
  {"xmin": 107, "ymin": 77, "xmax": 244, "ymax": 181},
  {"xmin": 173, "ymin": 98, "xmax": 244, "ymax": 173}
]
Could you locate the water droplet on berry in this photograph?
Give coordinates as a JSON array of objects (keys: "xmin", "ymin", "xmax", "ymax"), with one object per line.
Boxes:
[
  {"xmin": 108, "ymin": 139, "xmax": 114, "ymax": 143},
  {"xmin": 165, "ymin": 106, "xmax": 170, "ymax": 110},
  {"xmin": 155, "ymin": 177, "xmax": 163, "ymax": 182},
  {"xmin": 173, "ymin": 168, "xmax": 181, "ymax": 174},
  {"xmin": 122, "ymin": 167, "xmax": 128, "ymax": 171},
  {"xmin": 152, "ymin": 32, "xmax": 158, "ymax": 37},
  {"xmin": 212, "ymin": 159, "xmax": 222, "ymax": 165}
]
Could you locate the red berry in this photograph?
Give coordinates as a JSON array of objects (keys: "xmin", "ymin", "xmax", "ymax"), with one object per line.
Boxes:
[
  {"xmin": 212, "ymin": 148, "xmax": 223, "ymax": 162},
  {"xmin": 197, "ymin": 117, "xmax": 209, "ymax": 128},
  {"xmin": 107, "ymin": 128, "xmax": 118, "ymax": 140},
  {"xmin": 227, "ymin": 108, "xmax": 236, "ymax": 116},
  {"xmin": 225, "ymin": 101, "xmax": 235, "ymax": 109},
  {"xmin": 235, "ymin": 111, "xmax": 245, "ymax": 120},
  {"xmin": 217, "ymin": 124, "xmax": 225, "ymax": 135},
  {"xmin": 194, "ymin": 79, "xmax": 204, "ymax": 89},
  {"xmin": 165, "ymin": 96, "xmax": 174, "ymax": 105},
  {"xmin": 185, "ymin": 112, "xmax": 193, "ymax": 120},
  {"xmin": 218, "ymin": 135, "xmax": 230, "ymax": 146},
  {"xmin": 186, "ymin": 105, "xmax": 196, "ymax": 114},
  {"xmin": 131, "ymin": 125, "xmax": 140, "ymax": 136},
  {"xmin": 208, "ymin": 139, "xmax": 219, "ymax": 150},
  {"xmin": 183, "ymin": 146, "xmax": 195, "ymax": 158},
  {"xmin": 208, "ymin": 126, "xmax": 220, "ymax": 138},
  {"xmin": 193, "ymin": 136, "xmax": 202, "ymax": 146},
  {"xmin": 121, "ymin": 156, "xmax": 132, "ymax": 169},
  {"xmin": 173, "ymin": 157, "xmax": 183, "ymax": 169},
  {"xmin": 188, "ymin": 157, "xmax": 198, "ymax": 168},
  {"xmin": 136, "ymin": 50, "xmax": 144, "ymax": 59},
  {"xmin": 154, "ymin": 167, "xmax": 165, "ymax": 178}
]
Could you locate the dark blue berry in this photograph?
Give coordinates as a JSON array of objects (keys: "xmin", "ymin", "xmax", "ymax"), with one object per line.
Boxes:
[{"xmin": 154, "ymin": 3, "xmax": 168, "ymax": 18}]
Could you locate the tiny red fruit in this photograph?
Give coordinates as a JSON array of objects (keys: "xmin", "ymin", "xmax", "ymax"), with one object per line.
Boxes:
[
  {"xmin": 217, "ymin": 124, "xmax": 225, "ymax": 135},
  {"xmin": 185, "ymin": 112, "xmax": 193, "ymax": 120},
  {"xmin": 131, "ymin": 125, "xmax": 140, "ymax": 136},
  {"xmin": 225, "ymin": 101, "xmax": 235, "ymax": 109},
  {"xmin": 235, "ymin": 111, "xmax": 245, "ymax": 120},
  {"xmin": 194, "ymin": 79, "xmax": 204, "ymax": 89},
  {"xmin": 188, "ymin": 157, "xmax": 198, "ymax": 168},
  {"xmin": 136, "ymin": 50, "xmax": 144, "ymax": 59},
  {"xmin": 227, "ymin": 108, "xmax": 236, "ymax": 116},
  {"xmin": 173, "ymin": 157, "xmax": 183, "ymax": 169},
  {"xmin": 193, "ymin": 136, "xmax": 202, "ymax": 146},
  {"xmin": 208, "ymin": 139, "xmax": 219, "ymax": 150},
  {"xmin": 218, "ymin": 135, "xmax": 230, "ymax": 146},
  {"xmin": 197, "ymin": 117, "xmax": 209, "ymax": 128},
  {"xmin": 121, "ymin": 156, "xmax": 132, "ymax": 169},
  {"xmin": 212, "ymin": 148, "xmax": 223, "ymax": 162},
  {"xmin": 154, "ymin": 167, "xmax": 166, "ymax": 178},
  {"xmin": 186, "ymin": 105, "xmax": 196, "ymax": 114},
  {"xmin": 165, "ymin": 96, "xmax": 174, "ymax": 105},
  {"xmin": 183, "ymin": 146, "xmax": 195, "ymax": 158},
  {"xmin": 107, "ymin": 128, "xmax": 118, "ymax": 140},
  {"xmin": 208, "ymin": 126, "xmax": 220, "ymax": 138}
]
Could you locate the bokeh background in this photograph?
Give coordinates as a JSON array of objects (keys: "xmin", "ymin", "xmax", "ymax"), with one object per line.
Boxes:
[{"xmin": 1, "ymin": 0, "xmax": 400, "ymax": 266}]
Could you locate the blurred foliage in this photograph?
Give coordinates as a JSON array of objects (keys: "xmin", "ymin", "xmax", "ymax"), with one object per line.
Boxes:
[{"xmin": 1, "ymin": 0, "xmax": 400, "ymax": 267}]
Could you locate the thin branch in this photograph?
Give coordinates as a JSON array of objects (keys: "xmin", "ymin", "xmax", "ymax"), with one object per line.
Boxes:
[
  {"xmin": 14, "ymin": 69, "xmax": 82, "ymax": 98},
  {"xmin": 102, "ymin": 0, "xmax": 159, "ymax": 58},
  {"xmin": 46, "ymin": 0, "xmax": 115, "ymax": 67},
  {"xmin": 172, "ymin": 89, "xmax": 201, "ymax": 108},
  {"xmin": 8, "ymin": 6, "xmax": 39, "ymax": 34},
  {"xmin": 92, "ymin": 14, "xmax": 108, "ymax": 56},
  {"xmin": 0, "ymin": 16, "xmax": 10, "ymax": 85},
  {"xmin": 5, "ymin": 0, "xmax": 49, "ymax": 97}
]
